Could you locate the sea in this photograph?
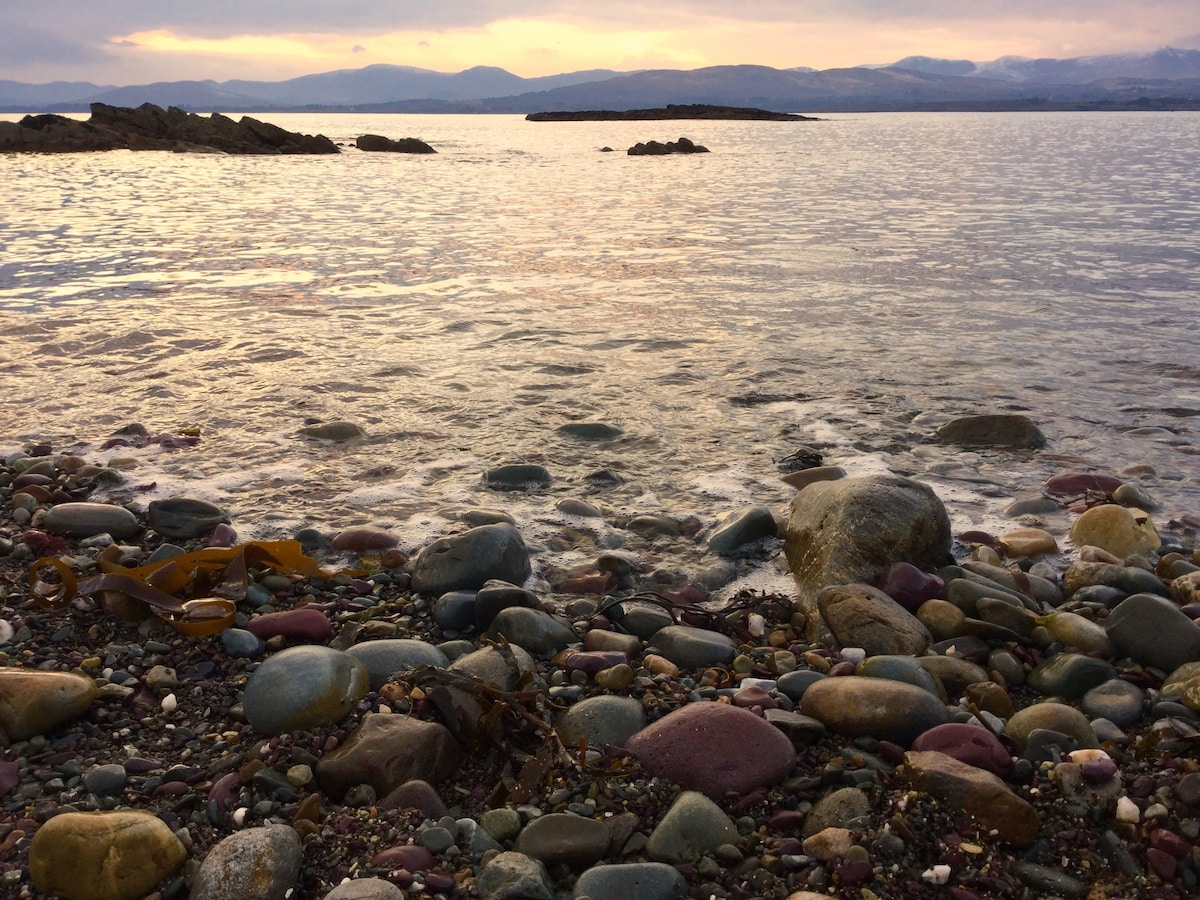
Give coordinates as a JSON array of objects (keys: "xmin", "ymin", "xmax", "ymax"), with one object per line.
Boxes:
[{"xmin": 2, "ymin": 111, "xmax": 1199, "ymax": 598}]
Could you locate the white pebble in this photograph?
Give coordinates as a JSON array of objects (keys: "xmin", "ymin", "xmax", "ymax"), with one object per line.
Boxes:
[
  {"xmin": 1115, "ymin": 796, "xmax": 1140, "ymax": 823},
  {"xmin": 747, "ymin": 613, "xmax": 765, "ymax": 637},
  {"xmin": 922, "ymin": 864, "xmax": 952, "ymax": 884},
  {"xmin": 0, "ymin": 620, "xmax": 13, "ymax": 643},
  {"xmin": 161, "ymin": 693, "xmax": 178, "ymax": 713},
  {"xmin": 839, "ymin": 647, "xmax": 866, "ymax": 665},
  {"xmin": 1068, "ymin": 748, "xmax": 1110, "ymax": 764},
  {"xmin": 232, "ymin": 807, "xmax": 248, "ymax": 827}
]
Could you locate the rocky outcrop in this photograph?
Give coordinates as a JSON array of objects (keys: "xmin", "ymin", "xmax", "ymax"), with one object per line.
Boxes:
[
  {"xmin": 355, "ymin": 134, "xmax": 437, "ymax": 153},
  {"xmin": 628, "ymin": 137, "xmax": 709, "ymax": 155},
  {"xmin": 0, "ymin": 102, "xmax": 339, "ymax": 154}
]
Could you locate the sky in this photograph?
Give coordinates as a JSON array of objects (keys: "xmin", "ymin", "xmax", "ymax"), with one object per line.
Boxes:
[{"xmin": 3, "ymin": 1, "xmax": 1199, "ymax": 85}]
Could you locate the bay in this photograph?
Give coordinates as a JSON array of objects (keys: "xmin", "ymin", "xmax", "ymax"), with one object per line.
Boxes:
[{"xmin": 2, "ymin": 111, "xmax": 1198, "ymax": 595}]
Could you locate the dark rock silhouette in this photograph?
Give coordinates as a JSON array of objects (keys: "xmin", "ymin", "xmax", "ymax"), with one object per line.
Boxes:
[
  {"xmin": 627, "ymin": 137, "xmax": 710, "ymax": 156},
  {"xmin": 355, "ymin": 134, "xmax": 436, "ymax": 153},
  {"xmin": 0, "ymin": 102, "xmax": 338, "ymax": 154}
]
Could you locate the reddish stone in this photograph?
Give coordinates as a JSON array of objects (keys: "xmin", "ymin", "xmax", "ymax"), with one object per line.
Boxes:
[
  {"xmin": 877, "ymin": 562, "xmax": 944, "ymax": 612},
  {"xmin": 245, "ymin": 608, "xmax": 333, "ymax": 642},
  {"xmin": 837, "ymin": 860, "xmax": 873, "ymax": 886},
  {"xmin": 1045, "ymin": 473, "xmax": 1123, "ymax": 496},
  {"xmin": 911, "ymin": 723, "xmax": 1011, "ymax": 777},
  {"xmin": 208, "ymin": 522, "xmax": 238, "ymax": 547},
  {"xmin": 732, "ymin": 685, "xmax": 778, "ymax": 710},
  {"xmin": 370, "ymin": 845, "xmax": 436, "ymax": 871},
  {"xmin": 1150, "ymin": 828, "xmax": 1189, "ymax": 858},
  {"xmin": 564, "ymin": 651, "xmax": 628, "ymax": 676},
  {"xmin": 0, "ymin": 761, "xmax": 19, "ymax": 797},
  {"xmin": 1146, "ymin": 847, "xmax": 1177, "ymax": 881},
  {"xmin": 559, "ymin": 572, "xmax": 617, "ymax": 594},
  {"xmin": 331, "ymin": 526, "xmax": 400, "ymax": 552},
  {"xmin": 378, "ymin": 779, "xmax": 449, "ymax": 818},
  {"xmin": 766, "ymin": 810, "xmax": 806, "ymax": 833},
  {"xmin": 624, "ymin": 701, "xmax": 796, "ymax": 800}
]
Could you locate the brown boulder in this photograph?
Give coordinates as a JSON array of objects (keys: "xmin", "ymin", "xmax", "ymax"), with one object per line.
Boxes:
[{"xmin": 903, "ymin": 750, "xmax": 1040, "ymax": 845}]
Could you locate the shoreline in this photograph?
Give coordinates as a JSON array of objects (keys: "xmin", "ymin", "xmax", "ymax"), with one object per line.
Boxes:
[{"xmin": 2, "ymin": 440, "xmax": 1200, "ymax": 899}]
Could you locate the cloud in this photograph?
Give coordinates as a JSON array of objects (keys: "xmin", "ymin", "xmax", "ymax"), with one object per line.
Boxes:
[{"xmin": 352, "ymin": 44, "xmax": 365, "ymax": 54}]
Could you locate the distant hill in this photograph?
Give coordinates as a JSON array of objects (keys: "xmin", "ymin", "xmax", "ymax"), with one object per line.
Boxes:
[{"xmin": 2, "ymin": 47, "xmax": 1200, "ymax": 114}]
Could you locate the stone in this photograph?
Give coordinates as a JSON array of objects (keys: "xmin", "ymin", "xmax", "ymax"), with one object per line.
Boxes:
[
  {"xmin": 784, "ymin": 475, "xmax": 951, "ymax": 637},
  {"xmin": 515, "ymin": 813, "xmax": 610, "ymax": 868},
  {"xmin": 355, "ymin": 134, "xmax": 436, "ymax": 153},
  {"xmin": 605, "ymin": 601, "xmax": 675, "ymax": 640},
  {"xmin": 1171, "ymin": 570, "xmax": 1200, "ymax": 605},
  {"xmin": 802, "ymin": 827, "xmax": 853, "ymax": 861},
  {"xmin": 189, "ymin": 824, "xmax": 301, "ymax": 899},
  {"xmin": 378, "ymin": 779, "xmax": 448, "ymax": 817},
  {"xmin": 648, "ymin": 624, "xmax": 737, "ymax": 669},
  {"xmin": 299, "ymin": 421, "xmax": 365, "ymax": 441},
  {"xmin": 556, "ymin": 695, "xmax": 647, "ymax": 749},
  {"xmin": 410, "ymin": 523, "xmax": 532, "ymax": 594},
  {"xmin": 916, "ymin": 599, "xmax": 967, "ymax": 641},
  {"xmin": 220, "ymin": 628, "xmax": 265, "ymax": 659},
  {"xmin": 705, "ymin": 505, "xmax": 778, "ymax": 555},
  {"xmin": 1105, "ymin": 593, "xmax": 1200, "ymax": 671},
  {"xmin": 1069, "ymin": 504, "xmax": 1160, "ymax": 560},
  {"xmin": 316, "ymin": 714, "xmax": 461, "ymax": 799},
  {"xmin": 911, "ymin": 723, "xmax": 1011, "ymax": 776},
  {"xmin": 1011, "ymin": 862, "xmax": 1088, "ymax": 898},
  {"xmin": 998, "ymin": 527, "xmax": 1059, "ymax": 558},
  {"xmin": 433, "ymin": 591, "xmax": 476, "ymax": 632},
  {"xmin": 83, "ymin": 763, "xmax": 128, "ymax": 796},
  {"xmin": 475, "ymin": 580, "xmax": 540, "ymax": 631},
  {"xmin": 1027, "ymin": 654, "xmax": 1116, "ymax": 699},
  {"xmin": 483, "ymin": 464, "xmax": 552, "ymax": 489},
  {"xmin": 904, "ymin": 750, "xmax": 1040, "ymax": 845},
  {"xmin": 855, "ymin": 655, "xmax": 943, "ymax": 698},
  {"xmin": 330, "ymin": 527, "xmax": 400, "ymax": 552},
  {"xmin": 802, "ymin": 786, "xmax": 872, "ymax": 836},
  {"xmin": 763, "ymin": 709, "xmax": 827, "ymax": 747},
  {"xmin": 29, "ymin": 810, "xmax": 187, "ymax": 900},
  {"xmin": 147, "ymin": 497, "xmax": 231, "ymax": 539},
  {"xmin": 428, "ymin": 645, "xmax": 538, "ymax": 743},
  {"xmin": 346, "ymin": 639, "xmax": 449, "ymax": 690},
  {"xmin": 557, "ymin": 422, "xmax": 624, "ymax": 440},
  {"xmin": 875, "ymin": 562, "xmax": 945, "ymax": 613},
  {"xmin": 624, "ymin": 701, "xmax": 796, "ymax": 799},
  {"xmin": 42, "ymin": 501, "xmax": 141, "ymax": 539},
  {"xmin": 776, "ymin": 669, "xmax": 826, "ymax": 701},
  {"xmin": 645, "ymin": 791, "xmax": 737, "ymax": 863},
  {"xmin": 817, "ymin": 583, "xmax": 932, "ymax": 656},
  {"xmin": 781, "ymin": 465, "xmax": 846, "ymax": 491},
  {"xmin": 324, "ymin": 879, "xmax": 406, "ymax": 900},
  {"xmin": 487, "ymin": 607, "xmax": 577, "ymax": 656},
  {"xmin": 801, "ymin": 676, "xmax": 950, "ymax": 745},
  {"xmin": 628, "ymin": 137, "xmax": 710, "ymax": 155},
  {"xmin": 0, "ymin": 669, "xmax": 97, "ymax": 742},
  {"xmin": 935, "ymin": 413, "xmax": 1046, "ymax": 449},
  {"xmin": 1005, "ymin": 702, "xmax": 1098, "ymax": 750},
  {"xmin": 476, "ymin": 851, "xmax": 552, "ymax": 900},
  {"xmin": 916, "ymin": 655, "xmax": 989, "ymax": 695},
  {"xmin": 242, "ymin": 646, "xmax": 369, "ymax": 736},
  {"xmin": 572, "ymin": 862, "xmax": 687, "ymax": 900},
  {"xmin": 245, "ymin": 608, "xmax": 333, "ymax": 643}
]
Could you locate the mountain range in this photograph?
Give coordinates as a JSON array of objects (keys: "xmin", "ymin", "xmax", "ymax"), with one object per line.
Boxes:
[{"xmin": 3, "ymin": 47, "xmax": 1200, "ymax": 114}]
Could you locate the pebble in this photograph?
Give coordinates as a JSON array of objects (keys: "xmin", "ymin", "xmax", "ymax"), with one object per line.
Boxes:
[
  {"xmin": 572, "ymin": 862, "xmax": 687, "ymax": 900},
  {"xmin": 903, "ymin": 750, "xmax": 1039, "ymax": 846},
  {"xmin": 1105, "ymin": 592, "xmax": 1200, "ymax": 671},
  {"xmin": 190, "ymin": 824, "xmax": 302, "ymax": 898},
  {"xmin": 345, "ymin": 638, "xmax": 449, "ymax": 689},
  {"xmin": 487, "ymin": 607, "xmax": 578, "ymax": 655},
  {"xmin": 409, "ymin": 523, "xmax": 533, "ymax": 594},
  {"xmin": 816, "ymin": 583, "xmax": 933, "ymax": 656},
  {"xmin": 911, "ymin": 722, "xmax": 1010, "ymax": 776},
  {"xmin": 645, "ymin": 790, "xmax": 737, "ymax": 863},
  {"xmin": 42, "ymin": 501, "xmax": 141, "ymax": 540},
  {"xmin": 1027, "ymin": 653, "xmax": 1115, "ymax": 699},
  {"xmin": 324, "ymin": 878, "xmax": 407, "ymax": 900},
  {"xmin": 515, "ymin": 812, "xmax": 610, "ymax": 868},
  {"xmin": 556, "ymin": 695, "xmax": 647, "ymax": 749},
  {"xmin": 801, "ymin": 675, "xmax": 950, "ymax": 745},
  {"xmin": 316, "ymin": 713, "xmax": 461, "ymax": 799},
  {"xmin": 246, "ymin": 607, "xmax": 334, "ymax": 642},
  {"xmin": 1069, "ymin": 503, "xmax": 1160, "ymax": 559},
  {"xmin": 241, "ymin": 645, "xmax": 369, "ymax": 736},
  {"xmin": 1081, "ymin": 678, "xmax": 1145, "ymax": 727},
  {"xmin": 648, "ymin": 624, "xmax": 737, "ymax": 669},
  {"xmin": 0, "ymin": 669, "xmax": 98, "ymax": 741},
  {"xmin": 146, "ymin": 497, "xmax": 231, "ymax": 539},
  {"xmin": 1005, "ymin": 702, "xmax": 1099, "ymax": 750},
  {"xmin": 705, "ymin": 504, "xmax": 778, "ymax": 555}
]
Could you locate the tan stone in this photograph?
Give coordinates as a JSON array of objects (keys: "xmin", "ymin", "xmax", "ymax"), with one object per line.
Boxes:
[
  {"xmin": 998, "ymin": 527, "xmax": 1059, "ymax": 559},
  {"xmin": 904, "ymin": 750, "xmax": 1040, "ymax": 846},
  {"xmin": 1170, "ymin": 570, "xmax": 1200, "ymax": 606},
  {"xmin": 802, "ymin": 827, "xmax": 853, "ymax": 862},
  {"xmin": 1069, "ymin": 504, "xmax": 1160, "ymax": 560},
  {"xmin": 29, "ymin": 810, "xmax": 186, "ymax": 900},
  {"xmin": 0, "ymin": 670, "xmax": 97, "ymax": 742}
]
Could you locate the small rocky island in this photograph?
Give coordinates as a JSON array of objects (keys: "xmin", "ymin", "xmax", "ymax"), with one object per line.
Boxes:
[
  {"xmin": 526, "ymin": 103, "xmax": 817, "ymax": 122},
  {"xmin": 627, "ymin": 137, "xmax": 709, "ymax": 156},
  {"xmin": 0, "ymin": 102, "xmax": 338, "ymax": 154}
]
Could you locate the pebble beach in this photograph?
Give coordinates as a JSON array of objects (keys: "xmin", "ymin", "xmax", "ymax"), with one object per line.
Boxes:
[{"xmin": 2, "ymin": 414, "xmax": 1200, "ymax": 900}]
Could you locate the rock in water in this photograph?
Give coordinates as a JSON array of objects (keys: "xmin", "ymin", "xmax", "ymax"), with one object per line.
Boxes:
[
  {"xmin": 242, "ymin": 646, "xmax": 368, "ymax": 736},
  {"xmin": 784, "ymin": 475, "xmax": 952, "ymax": 634},
  {"xmin": 935, "ymin": 413, "xmax": 1046, "ymax": 449},
  {"xmin": 147, "ymin": 497, "xmax": 231, "ymax": 539},
  {"xmin": 1069, "ymin": 504, "xmax": 1161, "ymax": 559},
  {"xmin": 29, "ymin": 810, "xmax": 187, "ymax": 900},
  {"xmin": 410, "ymin": 523, "xmax": 532, "ymax": 594},
  {"xmin": 355, "ymin": 134, "xmax": 436, "ymax": 153}
]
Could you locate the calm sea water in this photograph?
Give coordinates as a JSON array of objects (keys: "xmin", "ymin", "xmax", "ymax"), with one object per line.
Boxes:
[{"xmin": 2, "ymin": 112, "xmax": 1199, "ymax": 595}]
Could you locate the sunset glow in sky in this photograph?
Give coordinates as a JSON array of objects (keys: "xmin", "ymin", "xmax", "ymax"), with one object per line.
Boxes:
[{"xmin": 3, "ymin": 1, "xmax": 1199, "ymax": 84}]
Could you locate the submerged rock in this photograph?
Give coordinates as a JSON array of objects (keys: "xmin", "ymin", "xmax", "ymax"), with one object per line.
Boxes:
[{"xmin": 355, "ymin": 134, "xmax": 436, "ymax": 153}]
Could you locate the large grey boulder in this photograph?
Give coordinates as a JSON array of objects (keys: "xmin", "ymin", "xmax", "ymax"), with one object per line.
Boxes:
[
  {"xmin": 784, "ymin": 475, "xmax": 951, "ymax": 638},
  {"xmin": 410, "ymin": 523, "xmax": 532, "ymax": 594},
  {"xmin": 935, "ymin": 413, "xmax": 1046, "ymax": 449}
]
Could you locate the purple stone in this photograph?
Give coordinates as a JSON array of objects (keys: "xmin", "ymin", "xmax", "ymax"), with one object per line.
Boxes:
[
  {"xmin": 564, "ymin": 650, "xmax": 628, "ymax": 676},
  {"xmin": 371, "ymin": 845, "xmax": 436, "ymax": 871},
  {"xmin": 1150, "ymin": 828, "xmax": 1189, "ymax": 858},
  {"xmin": 876, "ymin": 562, "xmax": 945, "ymax": 612},
  {"xmin": 0, "ymin": 761, "xmax": 19, "ymax": 797},
  {"xmin": 1146, "ymin": 847, "xmax": 1177, "ymax": 880},
  {"xmin": 911, "ymin": 723, "xmax": 1011, "ymax": 776},
  {"xmin": 1044, "ymin": 473, "xmax": 1123, "ymax": 496},
  {"xmin": 732, "ymin": 686, "xmax": 777, "ymax": 710},
  {"xmin": 245, "ymin": 607, "xmax": 333, "ymax": 642},
  {"xmin": 1081, "ymin": 757, "xmax": 1118, "ymax": 784}
]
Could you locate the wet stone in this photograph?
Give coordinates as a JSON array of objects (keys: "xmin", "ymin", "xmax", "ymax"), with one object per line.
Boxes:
[
  {"xmin": 220, "ymin": 628, "xmax": 265, "ymax": 659},
  {"xmin": 645, "ymin": 791, "xmax": 737, "ymax": 864},
  {"xmin": 1081, "ymin": 678, "xmax": 1145, "ymax": 728},
  {"xmin": 571, "ymin": 862, "xmax": 687, "ymax": 900},
  {"xmin": 487, "ymin": 607, "xmax": 577, "ymax": 656},
  {"xmin": 1005, "ymin": 703, "xmax": 1098, "ymax": 750},
  {"xmin": 241, "ymin": 645, "xmax": 369, "ymax": 736},
  {"xmin": 43, "ymin": 501, "xmax": 141, "ymax": 540},
  {"xmin": 801, "ymin": 676, "xmax": 950, "ymax": 746},
  {"xmin": 1012, "ymin": 861, "xmax": 1089, "ymax": 898},
  {"xmin": 345, "ymin": 639, "xmax": 449, "ymax": 690},
  {"xmin": 649, "ymin": 625, "xmax": 737, "ymax": 669},
  {"xmin": 1028, "ymin": 654, "xmax": 1116, "ymax": 699},
  {"xmin": 515, "ymin": 813, "xmax": 610, "ymax": 868},
  {"xmin": 1105, "ymin": 593, "xmax": 1200, "ymax": 671}
]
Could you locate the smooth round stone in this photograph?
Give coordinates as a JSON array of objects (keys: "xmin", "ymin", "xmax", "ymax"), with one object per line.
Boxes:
[
  {"xmin": 1105, "ymin": 593, "xmax": 1200, "ymax": 672},
  {"xmin": 998, "ymin": 527, "xmax": 1059, "ymax": 558},
  {"xmin": 83, "ymin": 764, "xmax": 128, "ymax": 797},
  {"xmin": 1005, "ymin": 702, "xmax": 1098, "ymax": 749},
  {"xmin": 1045, "ymin": 472, "xmax": 1124, "ymax": 496},
  {"xmin": 705, "ymin": 504, "xmax": 778, "ymax": 555},
  {"xmin": 0, "ymin": 669, "xmax": 98, "ymax": 742},
  {"xmin": 487, "ymin": 607, "xmax": 577, "ymax": 656},
  {"xmin": 803, "ymin": 786, "xmax": 872, "ymax": 836},
  {"xmin": 479, "ymin": 808, "xmax": 523, "ymax": 843},
  {"xmin": 370, "ymin": 844, "xmax": 436, "ymax": 870},
  {"xmin": 935, "ymin": 413, "xmax": 1045, "ymax": 449},
  {"xmin": 1028, "ymin": 654, "xmax": 1116, "ymax": 699},
  {"xmin": 330, "ymin": 527, "xmax": 400, "ymax": 552},
  {"xmin": 988, "ymin": 649, "xmax": 1026, "ymax": 687},
  {"xmin": 624, "ymin": 701, "xmax": 796, "ymax": 799},
  {"xmin": 817, "ymin": 584, "xmax": 932, "ymax": 657},
  {"xmin": 220, "ymin": 627, "xmax": 266, "ymax": 659},
  {"xmin": 556, "ymin": 422, "xmax": 624, "ymax": 441},
  {"xmin": 246, "ymin": 608, "xmax": 333, "ymax": 643},
  {"xmin": 324, "ymin": 878, "xmax": 406, "ymax": 900},
  {"xmin": 515, "ymin": 813, "xmax": 610, "ymax": 868},
  {"xmin": 346, "ymin": 639, "xmax": 449, "ymax": 690},
  {"xmin": 29, "ymin": 810, "xmax": 187, "ymax": 900},
  {"xmin": 191, "ymin": 824, "xmax": 301, "ymax": 898},
  {"xmin": 572, "ymin": 862, "xmax": 687, "ymax": 900},
  {"xmin": 556, "ymin": 498, "xmax": 605, "ymax": 518},
  {"xmin": 477, "ymin": 852, "xmax": 552, "ymax": 900},
  {"xmin": 916, "ymin": 655, "xmax": 989, "ymax": 694},
  {"xmin": 1069, "ymin": 504, "xmax": 1160, "ymax": 559},
  {"xmin": 410, "ymin": 523, "xmax": 532, "ymax": 595},
  {"xmin": 42, "ymin": 502, "xmax": 141, "ymax": 540},
  {"xmin": 856, "ymin": 655, "xmax": 943, "ymax": 697},
  {"xmin": 1004, "ymin": 496, "xmax": 1063, "ymax": 517},
  {"xmin": 475, "ymin": 580, "xmax": 540, "ymax": 631},
  {"xmin": 916, "ymin": 599, "xmax": 966, "ymax": 641},
  {"xmin": 594, "ymin": 663, "xmax": 635, "ymax": 691},
  {"xmin": 316, "ymin": 714, "xmax": 461, "ymax": 799},
  {"xmin": 776, "ymin": 669, "xmax": 826, "ymax": 701},
  {"xmin": 801, "ymin": 676, "xmax": 950, "ymax": 746},
  {"xmin": 242, "ymin": 646, "xmax": 369, "ymax": 736},
  {"xmin": 649, "ymin": 624, "xmax": 737, "ymax": 669},
  {"xmin": 645, "ymin": 790, "xmax": 738, "ymax": 864},
  {"xmin": 876, "ymin": 562, "xmax": 945, "ymax": 613},
  {"xmin": 145, "ymin": 496, "xmax": 230, "ymax": 539},
  {"xmin": 557, "ymin": 695, "xmax": 647, "ymax": 749},
  {"xmin": 433, "ymin": 591, "xmax": 476, "ymax": 632},
  {"xmin": 911, "ymin": 723, "xmax": 1011, "ymax": 776},
  {"xmin": 607, "ymin": 601, "xmax": 675, "ymax": 640},
  {"xmin": 484, "ymin": 463, "xmax": 552, "ymax": 489}
]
